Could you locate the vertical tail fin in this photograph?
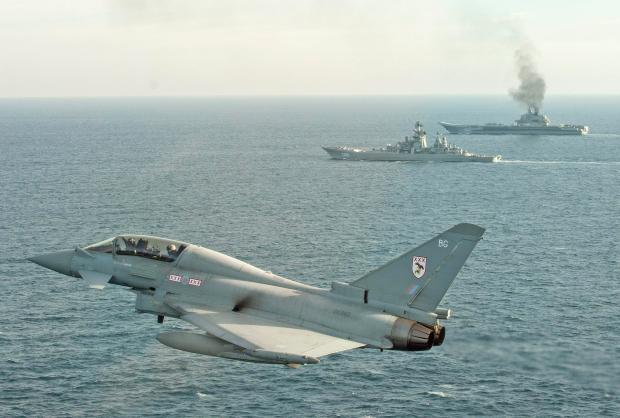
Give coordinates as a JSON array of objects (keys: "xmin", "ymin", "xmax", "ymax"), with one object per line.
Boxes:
[{"xmin": 350, "ymin": 223, "xmax": 484, "ymax": 311}]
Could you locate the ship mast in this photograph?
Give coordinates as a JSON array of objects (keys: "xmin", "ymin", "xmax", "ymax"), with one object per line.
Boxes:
[{"xmin": 412, "ymin": 121, "xmax": 427, "ymax": 150}]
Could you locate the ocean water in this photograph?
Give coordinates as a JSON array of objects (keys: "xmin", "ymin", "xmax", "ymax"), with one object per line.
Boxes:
[{"xmin": 0, "ymin": 96, "xmax": 618, "ymax": 417}]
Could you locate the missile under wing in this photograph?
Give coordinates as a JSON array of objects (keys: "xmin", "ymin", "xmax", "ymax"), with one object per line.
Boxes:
[{"xmin": 29, "ymin": 224, "xmax": 485, "ymax": 367}]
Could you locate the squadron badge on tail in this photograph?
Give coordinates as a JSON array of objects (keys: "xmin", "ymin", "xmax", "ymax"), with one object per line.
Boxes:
[{"xmin": 412, "ymin": 256, "xmax": 427, "ymax": 279}]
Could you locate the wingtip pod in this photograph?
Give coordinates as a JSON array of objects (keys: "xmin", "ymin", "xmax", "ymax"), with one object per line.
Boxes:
[{"xmin": 448, "ymin": 223, "xmax": 485, "ymax": 238}]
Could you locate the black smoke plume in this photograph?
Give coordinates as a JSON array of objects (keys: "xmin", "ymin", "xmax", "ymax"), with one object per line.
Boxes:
[{"xmin": 509, "ymin": 47, "xmax": 546, "ymax": 112}]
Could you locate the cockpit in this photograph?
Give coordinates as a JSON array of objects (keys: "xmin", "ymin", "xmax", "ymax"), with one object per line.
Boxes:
[{"xmin": 85, "ymin": 236, "xmax": 187, "ymax": 262}]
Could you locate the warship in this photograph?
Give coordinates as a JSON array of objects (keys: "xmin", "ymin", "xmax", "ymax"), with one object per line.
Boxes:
[
  {"xmin": 322, "ymin": 122, "xmax": 501, "ymax": 162},
  {"xmin": 440, "ymin": 106, "xmax": 588, "ymax": 136}
]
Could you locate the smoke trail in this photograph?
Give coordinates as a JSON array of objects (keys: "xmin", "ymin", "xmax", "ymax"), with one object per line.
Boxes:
[{"xmin": 509, "ymin": 47, "xmax": 546, "ymax": 111}]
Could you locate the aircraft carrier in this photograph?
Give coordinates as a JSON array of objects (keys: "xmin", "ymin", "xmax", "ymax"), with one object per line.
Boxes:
[
  {"xmin": 323, "ymin": 122, "xmax": 501, "ymax": 162},
  {"xmin": 440, "ymin": 106, "xmax": 588, "ymax": 136}
]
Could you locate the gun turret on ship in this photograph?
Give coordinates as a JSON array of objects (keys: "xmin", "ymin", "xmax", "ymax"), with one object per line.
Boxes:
[
  {"xmin": 440, "ymin": 106, "xmax": 588, "ymax": 136},
  {"xmin": 322, "ymin": 122, "xmax": 501, "ymax": 162}
]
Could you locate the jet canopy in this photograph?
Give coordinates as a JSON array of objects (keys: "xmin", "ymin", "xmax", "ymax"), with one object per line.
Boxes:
[{"xmin": 85, "ymin": 236, "xmax": 187, "ymax": 262}]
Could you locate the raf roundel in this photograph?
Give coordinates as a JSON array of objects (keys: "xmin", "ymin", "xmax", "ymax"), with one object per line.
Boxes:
[{"xmin": 412, "ymin": 256, "xmax": 427, "ymax": 279}]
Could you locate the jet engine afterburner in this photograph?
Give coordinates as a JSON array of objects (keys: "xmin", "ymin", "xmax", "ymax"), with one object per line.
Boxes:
[
  {"xmin": 433, "ymin": 324, "xmax": 446, "ymax": 346},
  {"xmin": 390, "ymin": 318, "xmax": 441, "ymax": 351}
]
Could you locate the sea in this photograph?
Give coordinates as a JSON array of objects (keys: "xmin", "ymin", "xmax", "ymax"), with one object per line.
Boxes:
[{"xmin": 0, "ymin": 95, "xmax": 618, "ymax": 417}]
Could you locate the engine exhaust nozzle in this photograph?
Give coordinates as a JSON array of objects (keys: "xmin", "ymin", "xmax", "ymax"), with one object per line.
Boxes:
[{"xmin": 390, "ymin": 318, "xmax": 435, "ymax": 351}]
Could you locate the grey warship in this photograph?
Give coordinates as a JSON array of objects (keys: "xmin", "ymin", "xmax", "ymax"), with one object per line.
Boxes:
[
  {"xmin": 440, "ymin": 106, "xmax": 588, "ymax": 136},
  {"xmin": 323, "ymin": 122, "xmax": 501, "ymax": 162}
]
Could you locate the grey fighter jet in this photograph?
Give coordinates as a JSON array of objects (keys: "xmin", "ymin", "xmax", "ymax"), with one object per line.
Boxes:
[{"xmin": 29, "ymin": 223, "xmax": 484, "ymax": 367}]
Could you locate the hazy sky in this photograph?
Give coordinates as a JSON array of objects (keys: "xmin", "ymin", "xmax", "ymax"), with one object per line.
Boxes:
[{"xmin": 1, "ymin": 0, "xmax": 618, "ymax": 96}]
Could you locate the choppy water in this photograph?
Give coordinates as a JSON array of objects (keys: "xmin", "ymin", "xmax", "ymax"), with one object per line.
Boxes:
[{"xmin": 1, "ymin": 96, "xmax": 618, "ymax": 417}]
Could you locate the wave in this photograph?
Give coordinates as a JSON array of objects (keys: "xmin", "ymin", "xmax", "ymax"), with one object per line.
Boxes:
[{"xmin": 500, "ymin": 160, "xmax": 620, "ymax": 165}]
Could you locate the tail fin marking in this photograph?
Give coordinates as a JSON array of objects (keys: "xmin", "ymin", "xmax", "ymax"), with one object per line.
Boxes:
[{"xmin": 350, "ymin": 223, "xmax": 484, "ymax": 312}]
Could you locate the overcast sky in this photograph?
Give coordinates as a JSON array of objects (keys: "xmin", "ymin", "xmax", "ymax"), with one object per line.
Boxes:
[{"xmin": 0, "ymin": 0, "xmax": 618, "ymax": 97}]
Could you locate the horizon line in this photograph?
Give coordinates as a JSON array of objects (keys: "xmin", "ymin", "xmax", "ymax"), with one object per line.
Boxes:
[{"xmin": 1, "ymin": 93, "xmax": 619, "ymax": 99}]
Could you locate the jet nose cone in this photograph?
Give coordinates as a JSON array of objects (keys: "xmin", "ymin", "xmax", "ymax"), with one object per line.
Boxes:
[{"xmin": 28, "ymin": 249, "xmax": 75, "ymax": 276}]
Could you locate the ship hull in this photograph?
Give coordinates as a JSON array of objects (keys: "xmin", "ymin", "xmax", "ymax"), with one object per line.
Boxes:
[
  {"xmin": 439, "ymin": 122, "xmax": 588, "ymax": 136},
  {"xmin": 322, "ymin": 147, "xmax": 500, "ymax": 162}
]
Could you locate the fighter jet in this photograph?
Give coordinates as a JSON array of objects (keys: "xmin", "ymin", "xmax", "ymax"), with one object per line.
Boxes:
[{"xmin": 29, "ymin": 223, "xmax": 484, "ymax": 367}]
